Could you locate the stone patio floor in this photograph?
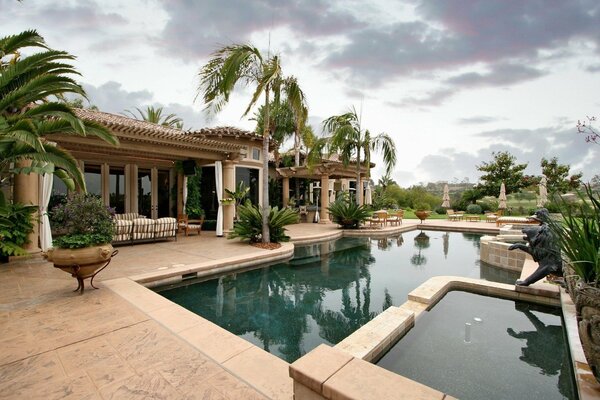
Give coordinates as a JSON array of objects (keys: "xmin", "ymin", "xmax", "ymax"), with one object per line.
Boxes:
[{"xmin": 0, "ymin": 219, "xmax": 498, "ymax": 400}]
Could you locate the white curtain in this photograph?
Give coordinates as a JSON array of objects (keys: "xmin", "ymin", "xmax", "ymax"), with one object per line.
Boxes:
[
  {"xmin": 215, "ymin": 161, "xmax": 223, "ymax": 236},
  {"xmin": 182, "ymin": 175, "xmax": 188, "ymax": 213},
  {"xmin": 40, "ymin": 168, "xmax": 54, "ymax": 251}
]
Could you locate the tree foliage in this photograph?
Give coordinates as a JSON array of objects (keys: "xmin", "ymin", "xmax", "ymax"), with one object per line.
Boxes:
[
  {"xmin": 541, "ymin": 157, "xmax": 582, "ymax": 194},
  {"xmin": 125, "ymin": 106, "xmax": 183, "ymax": 129},
  {"xmin": 198, "ymin": 44, "xmax": 303, "ymax": 243},
  {"xmin": 0, "ymin": 30, "xmax": 117, "ymax": 191},
  {"xmin": 476, "ymin": 151, "xmax": 527, "ymax": 196},
  {"xmin": 323, "ymin": 106, "xmax": 397, "ymax": 205}
]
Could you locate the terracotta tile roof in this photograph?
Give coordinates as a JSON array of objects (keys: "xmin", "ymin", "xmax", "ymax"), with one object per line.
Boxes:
[
  {"xmin": 73, "ymin": 108, "xmax": 244, "ymax": 153},
  {"xmin": 187, "ymin": 126, "xmax": 262, "ymax": 140}
]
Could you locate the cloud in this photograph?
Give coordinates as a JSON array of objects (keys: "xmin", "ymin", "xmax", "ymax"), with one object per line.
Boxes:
[
  {"xmin": 155, "ymin": 0, "xmax": 363, "ymax": 61},
  {"xmin": 81, "ymin": 81, "xmax": 208, "ymax": 130},
  {"xmin": 445, "ymin": 63, "xmax": 546, "ymax": 87},
  {"xmin": 586, "ymin": 63, "xmax": 600, "ymax": 73},
  {"xmin": 458, "ymin": 116, "xmax": 506, "ymax": 125},
  {"xmin": 0, "ymin": 0, "xmax": 127, "ymax": 37},
  {"xmin": 323, "ymin": 1, "xmax": 600, "ymax": 87},
  {"xmin": 389, "ymin": 88, "xmax": 456, "ymax": 108},
  {"xmin": 83, "ymin": 81, "xmax": 153, "ymax": 114}
]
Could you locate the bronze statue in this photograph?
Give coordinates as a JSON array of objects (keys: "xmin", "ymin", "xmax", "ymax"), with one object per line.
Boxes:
[{"xmin": 508, "ymin": 208, "xmax": 562, "ymax": 286}]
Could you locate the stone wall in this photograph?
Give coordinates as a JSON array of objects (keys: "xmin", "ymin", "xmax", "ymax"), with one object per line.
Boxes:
[{"xmin": 480, "ymin": 236, "xmax": 525, "ymax": 271}]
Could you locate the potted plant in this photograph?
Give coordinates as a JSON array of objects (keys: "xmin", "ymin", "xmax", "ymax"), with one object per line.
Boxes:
[
  {"xmin": 414, "ymin": 203, "xmax": 432, "ymax": 222},
  {"xmin": 548, "ymin": 184, "xmax": 600, "ymax": 380},
  {"xmin": 328, "ymin": 197, "xmax": 371, "ymax": 229},
  {"xmin": 45, "ymin": 193, "xmax": 117, "ymax": 293}
]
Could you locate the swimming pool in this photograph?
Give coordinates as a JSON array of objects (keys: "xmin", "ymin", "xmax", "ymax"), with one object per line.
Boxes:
[
  {"xmin": 377, "ymin": 291, "xmax": 576, "ymax": 400},
  {"xmin": 156, "ymin": 230, "xmax": 519, "ymax": 362}
]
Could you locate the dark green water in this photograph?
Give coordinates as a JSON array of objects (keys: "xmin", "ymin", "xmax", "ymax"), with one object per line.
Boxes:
[
  {"xmin": 157, "ymin": 231, "xmax": 520, "ymax": 363},
  {"xmin": 377, "ymin": 291, "xmax": 576, "ymax": 400}
]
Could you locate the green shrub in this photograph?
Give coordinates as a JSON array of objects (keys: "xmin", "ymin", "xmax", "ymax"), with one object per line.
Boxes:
[
  {"xmin": 328, "ymin": 198, "xmax": 371, "ymax": 229},
  {"xmin": 229, "ymin": 201, "xmax": 298, "ymax": 243},
  {"xmin": 434, "ymin": 206, "xmax": 447, "ymax": 215},
  {"xmin": 0, "ymin": 194, "xmax": 36, "ymax": 258},
  {"xmin": 414, "ymin": 202, "xmax": 431, "ymax": 211},
  {"xmin": 50, "ymin": 194, "xmax": 115, "ymax": 248},
  {"xmin": 548, "ymin": 184, "xmax": 600, "ymax": 283},
  {"xmin": 466, "ymin": 204, "xmax": 483, "ymax": 214}
]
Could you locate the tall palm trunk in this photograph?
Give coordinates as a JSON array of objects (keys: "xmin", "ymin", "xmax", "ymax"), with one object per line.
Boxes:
[
  {"xmin": 355, "ymin": 151, "xmax": 362, "ymax": 205},
  {"xmin": 262, "ymin": 87, "xmax": 271, "ymax": 243},
  {"xmin": 294, "ymin": 130, "xmax": 300, "ymax": 203}
]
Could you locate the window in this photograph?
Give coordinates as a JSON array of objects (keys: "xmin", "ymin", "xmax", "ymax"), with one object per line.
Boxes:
[
  {"xmin": 84, "ymin": 164, "xmax": 102, "ymax": 196},
  {"xmin": 236, "ymin": 167, "xmax": 259, "ymax": 205},
  {"xmin": 109, "ymin": 166, "xmax": 125, "ymax": 213},
  {"xmin": 252, "ymin": 147, "xmax": 261, "ymax": 161}
]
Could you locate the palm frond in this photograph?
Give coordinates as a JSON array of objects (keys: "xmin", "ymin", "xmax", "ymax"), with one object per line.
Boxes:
[{"xmin": 0, "ymin": 30, "xmax": 47, "ymax": 55}]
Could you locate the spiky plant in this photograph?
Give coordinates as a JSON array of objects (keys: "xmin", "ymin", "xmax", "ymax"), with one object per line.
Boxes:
[{"xmin": 229, "ymin": 200, "xmax": 299, "ymax": 243}]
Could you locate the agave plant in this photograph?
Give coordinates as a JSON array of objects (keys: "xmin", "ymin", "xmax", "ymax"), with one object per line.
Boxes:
[
  {"xmin": 548, "ymin": 184, "xmax": 600, "ymax": 284},
  {"xmin": 229, "ymin": 200, "xmax": 299, "ymax": 243},
  {"xmin": 328, "ymin": 197, "xmax": 371, "ymax": 229}
]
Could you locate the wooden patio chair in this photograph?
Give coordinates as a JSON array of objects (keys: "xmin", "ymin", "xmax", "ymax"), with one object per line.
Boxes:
[{"xmin": 177, "ymin": 214, "xmax": 203, "ymax": 236}]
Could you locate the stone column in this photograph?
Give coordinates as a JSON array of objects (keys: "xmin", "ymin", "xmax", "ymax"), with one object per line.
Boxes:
[
  {"xmin": 177, "ymin": 171, "xmax": 184, "ymax": 216},
  {"xmin": 13, "ymin": 161, "xmax": 40, "ymax": 253},
  {"xmin": 222, "ymin": 161, "xmax": 236, "ymax": 233},
  {"xmin": 282, "ymin": 177, "xmax": 289, "ymax": 207},
  {"xmin": 358, "ymin": 177, "xmax": 364, "ymax": 206},
  {"xmin": 320, "ymin": 175, "xmax": 330, "ymax": 223}
]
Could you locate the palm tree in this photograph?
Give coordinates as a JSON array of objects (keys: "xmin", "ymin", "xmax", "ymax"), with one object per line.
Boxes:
[
  {"xmin": 124, "ymin": 105, "xmax": 183, "ymax": 129},
  {"xmin": 198, "ymin": 44, "xmax": 303, "ymax": 243},
  {"xmin": 323, "ymin": 106, "xmax": 397, "ymax": 205},
  {"xmin": 252, "ymin": 99, "xmax": 295, "ymax": 166},
  {"xmin": 0, "ymin": 30, "xmax": 117, "ymax": 191}
]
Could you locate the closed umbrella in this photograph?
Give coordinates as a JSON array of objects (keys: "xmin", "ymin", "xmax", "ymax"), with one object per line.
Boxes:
[
  {"xmin": 537, "ymin": 175, "xmax": 548, "ymax": 207},
  {"xmin": 441, "ymin": 184, "xmax": 450, "ymax": 208},
  {"xmin": 365, "ymin": 185, "xmax": 372, "ymax": 205},
  {"xmin": 498, "ymin": 182, "xmax": 507, "ymax": 210}
]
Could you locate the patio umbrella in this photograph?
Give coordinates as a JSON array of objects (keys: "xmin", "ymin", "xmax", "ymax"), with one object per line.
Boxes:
[
  {"xmin": 537, "ymin": 175, "xmax": 548, "ymax": 207},
  {"xmin": 498, "ymin": 182, "xmax": 507, "ymax": 209},
  {"xmin": 365, "ymin": 185, "xmax": 372, "ymax": 205},
  {"xmin": 441, "ymin": 184, "xmax": 450, "ymax": 208}
]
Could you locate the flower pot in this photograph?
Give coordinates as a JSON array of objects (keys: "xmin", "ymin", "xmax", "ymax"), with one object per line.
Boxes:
[
  {"xmin": 414, "ymin": 210, "xmax": 431, "ymax": 222},
  {"xmin": 575, "ymin": 284, "xmax": 600, "ymax": 382},
  {"xmin": 44, "ymin": 244, "xmax": 117, "ymax": 294}
]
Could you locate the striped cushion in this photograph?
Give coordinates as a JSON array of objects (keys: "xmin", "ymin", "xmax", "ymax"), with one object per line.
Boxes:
[
  {"xmin": 155, "ymin": 217, "xmax": 177, "ymax": 238},
  {"xmin": 132, "ymin": 218, "xmax": 155, "ymax": 240},
  {"xmin": 113, "ymin": 220, "xmax": 133, "ymax": 242}
]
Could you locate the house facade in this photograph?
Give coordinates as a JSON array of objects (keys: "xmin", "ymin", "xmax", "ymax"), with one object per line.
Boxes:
[{"xmin": 11, "ymin": 109, "xmax": 266, "ymax": 252}]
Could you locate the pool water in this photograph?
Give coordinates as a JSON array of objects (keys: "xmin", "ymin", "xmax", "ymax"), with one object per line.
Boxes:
[
  {"xmin": 157, "ymin": 230, "xmax": 519, "ymax": 363},
  {"xmin": 377, "ymin": 291, "xmax": 576, "ymax": 400}
]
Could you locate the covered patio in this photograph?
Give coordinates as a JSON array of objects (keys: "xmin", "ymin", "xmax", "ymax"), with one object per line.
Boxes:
[{"xmin": 276, "ymin": 159, "xmax": 372, "ymax": 223}]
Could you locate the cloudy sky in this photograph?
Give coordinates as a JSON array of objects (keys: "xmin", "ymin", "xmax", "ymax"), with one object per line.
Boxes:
[{"xmin": 2, "ymin": 0, "xmax": 599, "ymax": 186}]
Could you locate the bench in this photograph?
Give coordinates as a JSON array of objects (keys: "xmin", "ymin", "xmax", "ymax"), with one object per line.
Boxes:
[
  {"xmin": 496, "ymin": 217, "xmax": 539, "ymax": 227},
  {"xmin": 112, "ymin": 216, "xmax": 177, "ymax": 245}
]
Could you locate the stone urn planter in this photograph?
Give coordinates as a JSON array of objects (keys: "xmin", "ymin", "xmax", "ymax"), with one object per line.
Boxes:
[
  {"xmin": 414, "ymin": 210, "xmax": 431, "ymax": 223},
  {"xmin": 575, "ymin": 284, "xmax": 600, "ymax": 381},
  {"xmin": 44, "ymin": 244, "xmax": 118, "ymax": 294},
  {"xmin": 564, "ymin": 263, "xmax": 600, "ymax": 382}
]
